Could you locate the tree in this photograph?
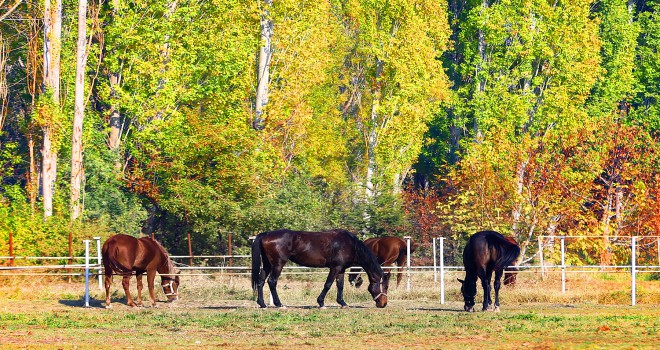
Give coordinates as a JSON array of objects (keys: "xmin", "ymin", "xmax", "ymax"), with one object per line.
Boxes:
[
  {"xmin": 41, "ymin": 0, "xmax": 63, "ymax": 219},
  {"xmin": 253, "ymin": 0, "xmax": 272, "ymax": 131},
  {"xmin": 339, "ymin": 0, "xmax": 451, "ymax": 225},
  {"xmin": 70, "ymin": 0, "xmax": 87, "ymax": 220}
]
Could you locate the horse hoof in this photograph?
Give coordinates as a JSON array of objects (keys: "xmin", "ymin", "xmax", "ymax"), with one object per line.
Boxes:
[
  {"xmin": 319, "ymin": 306, "xmax": 327, "ymax": 310},
  {"xmin": 340, "ymin": 305, "xmax": 349, "ymax": 309},
  {"xmin": 493, "ymin": 306, "xmax": 500, "ymax": 312},
  {"xmin": 105, "ymin": 305, "xmax": 111, "ymax": 309},
  {"xmin": 278, "ymin": 305, "xmax": 287, "ymax": 310}
]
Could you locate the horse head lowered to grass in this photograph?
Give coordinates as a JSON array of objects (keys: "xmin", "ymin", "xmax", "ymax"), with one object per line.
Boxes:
[
  {"xmin": 102, "ymin": 234, "xmax": 180, "ymax": 308},
  {"xmin": 458, "ymin": 230, "xmax": 520, "ymax": 312},
  {"xmin": 251, "ymin": 229, "xmax": 389, "ymax": 308}
]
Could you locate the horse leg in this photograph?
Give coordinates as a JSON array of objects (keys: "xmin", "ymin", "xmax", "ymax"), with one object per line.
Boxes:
[
  {"xmin": 146, "ymin": 270, "xmax": 157, "ymax": 307},
  {"xmin": 485, "ymin": 269, "xmax": 494, "ymax": 310},
  {"xmin": 493, "ymin": 269, "xmax": 504, "ymax": 312},
  {"xmin": 477, "ymin": 269, "xmax": 491, "ymax": 312},
  {"xmin": 135, "ymin": 273, "xmax": 144, "ymax": 307},
  {"xmin": 104, "ymin": 269, "xmax": 113, "ymax": 308},
  {"xmin": 122, "ymin": 275, "xmax": 136, "ymax": 307},
  {"xmin": 317, "ymin": 267, "xmax": 340, "ymax": 309},
  {"xmin": 267, "ymin": 264, "xmax": 285, "ymax": 308},
  {"xmin": 335, "ymin": 272, "xmax": 348, "ymax": 308},
  {"xmin": 347, "ymin": 267, "xmax": 363, "ymax": 288},
  {"xmin": 395, "ymin": 254, "xmax": 406, "ymax": 288},
  {"xmin": 256, "ymin": 262, "xmax": 271, "ymax": 308}
]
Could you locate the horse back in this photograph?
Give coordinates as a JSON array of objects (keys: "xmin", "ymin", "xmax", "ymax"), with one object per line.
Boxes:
[
  {"xmin": 259, "ymin": 229, "xmax": 355, "ymax": 268},
  {"xmin": 465, "ymin": 231, "xmax": 520, "ymax": 272},
  {"xmin": 102, "ymin": 234, "xmax": 164, "ymax": 273}
]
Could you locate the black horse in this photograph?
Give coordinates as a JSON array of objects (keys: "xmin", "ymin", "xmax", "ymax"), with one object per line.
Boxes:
[
  {"xmin": 251, "ymin": 229, "xmax": 389, "ymax": 308},
  {"xmin": 458, "ymin": 231, "xmax": 520, "ymax": 312}
]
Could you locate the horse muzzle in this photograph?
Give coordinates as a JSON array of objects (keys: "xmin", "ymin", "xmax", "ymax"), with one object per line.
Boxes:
[{"xmin": 374, "ymin": 293, "xmax": 388, "ymax": 308}]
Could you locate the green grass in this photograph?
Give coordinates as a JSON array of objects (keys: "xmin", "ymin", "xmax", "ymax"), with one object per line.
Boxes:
[{"xmin": 1, "ymin": 271, "xmax": 659, "ymax": 349}]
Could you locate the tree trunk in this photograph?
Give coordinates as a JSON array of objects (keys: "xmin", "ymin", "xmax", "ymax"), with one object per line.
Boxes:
[
  {"xmin": 42, "ymin": 0, "xmax": 62, "ymax": 219},
  {"xmin": 254, "ymin": 0, "xmax": 273, "ymax": 130},
  {"xmin": 512, "ymin": 157, "xmax": 529, "ymax": 237},
  {"xmin": 108, "ymin": 73, "xmax": 121, "ymax": 150},
  {"xmin": 70, "ymin": 0, "xmax": 87, "ymax": 221},
  {"xmin": 473, "ymin": 0, "xmax": 489, "ymax": 138},
  {"xmin": 28, "ymin": 136, "xmax": 37, "ymax": 215},
  {"xmin": 600, "ymin": 189, "xmax": 614, "ymax": 268},
  {"xmin": 0, "ymin": 35, "xmax": 7, "ymax": 135}
]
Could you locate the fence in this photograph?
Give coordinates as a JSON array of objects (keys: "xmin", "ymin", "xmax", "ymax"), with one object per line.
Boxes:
[{"xmin": 1, "ymin": 235, "xmax": 659, "ymax": 307}]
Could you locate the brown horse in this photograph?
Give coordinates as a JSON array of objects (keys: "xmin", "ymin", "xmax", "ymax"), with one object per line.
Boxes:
[
  {"xmin": 348, "ymin": 236, "xmax": 415, "ymax": 288},
  {"xmin": 251, "ymin": 229, "xmax": 389, "ymax": 308},
  {"xmin": 102, "ymin": 234, "xmax": 180, "ymax": 308},
  {"xmin": 458, "ymin": 231, "xmax": 520, "ymax": 312}
]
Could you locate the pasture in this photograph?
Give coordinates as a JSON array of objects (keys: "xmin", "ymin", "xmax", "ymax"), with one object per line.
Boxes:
[{"xmin": 1, "ymin": 271, "xmax": 660, "ymax": 349}]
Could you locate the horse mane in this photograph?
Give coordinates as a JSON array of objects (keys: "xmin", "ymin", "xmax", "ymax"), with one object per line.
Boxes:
[{"xmin": 345, "ymin": 232, "xmax": 382, "ymax": 276}]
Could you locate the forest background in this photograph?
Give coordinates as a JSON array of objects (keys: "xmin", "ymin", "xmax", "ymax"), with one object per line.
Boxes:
[{"xmin": 0, "ymin": 0, "xmax": 659, "ymax": 267}]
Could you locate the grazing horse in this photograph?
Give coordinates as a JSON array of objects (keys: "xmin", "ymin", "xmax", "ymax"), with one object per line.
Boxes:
[
  {"xmin": 348, "ymin": 236, "xmax": 416, "ymax": 288},
  {"xmin": 251, "ymin": 229, "xmax": 389, "ymax": 309},
  {"xmin": 102, "ymin": 234, "xmax": 180, "ymax": 308},
  {"xmin": 458, "ymin": 231, "xmax": 520, "ymax": 312},
  {"xmin": 503, "ymin": 236, "xmax": 520, "ymax": 286}
]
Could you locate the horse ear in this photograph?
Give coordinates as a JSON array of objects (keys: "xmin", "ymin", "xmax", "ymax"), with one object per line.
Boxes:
[{"xmin": 457, "ymin": 278, "xmax": 464, "ymax": 284}]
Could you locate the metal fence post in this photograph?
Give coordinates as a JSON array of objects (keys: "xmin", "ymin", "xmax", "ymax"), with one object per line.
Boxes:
[
  {"xmin": 439, "ymin": 237, "xmax": 445, "ymax": 305},
  {"xmin": 84, "ymin": 240, "xmax": 90, "ymax": 307},
  {"xmin": 632, "ymin": 236, "xmax": 637, "ymax": 306},
  {"xmin": 561, "ymin": 236, "xmax": 566, "ymax": 293},
  {"xmin": 538, "ymin": 236, "xmax": 545, "ymax": 280}
]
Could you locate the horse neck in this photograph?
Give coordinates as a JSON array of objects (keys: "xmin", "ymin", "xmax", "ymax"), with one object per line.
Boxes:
[
  {"xmin": 357, "ymin": 257, "xmax": 383, "ymax": 283},
  {"xmin": 154, "ymin": 250, "xmax": 173, "ymax": 276}
]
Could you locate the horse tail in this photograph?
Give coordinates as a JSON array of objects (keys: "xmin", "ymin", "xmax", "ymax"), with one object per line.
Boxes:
[
  {"xmin": 251, "ymin": 233, "xmax": 264, "ymax": 293},
  {"xmin": 396, "ymin": 243, "xmax": 408, "ymax": 287}
]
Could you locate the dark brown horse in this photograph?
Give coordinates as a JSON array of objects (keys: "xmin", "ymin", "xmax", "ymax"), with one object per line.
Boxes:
[
  {"xmin": 251, "ymin": 229, "xmax": 389, "ymax": 308},
  {"xmin": 348, "ymin": 236, "xmax": 416, "ymax": 288},
  {"xmin": 102, "ymin": 234, "xmax": 180, "ymax": 308},
  {"xmin": 458, "ymin": 231, "xmax": 520, "ymax": 312}
]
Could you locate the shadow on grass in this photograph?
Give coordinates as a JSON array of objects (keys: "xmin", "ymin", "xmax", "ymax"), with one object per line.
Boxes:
[
  {"xmin": 410, "ymin": 307, "xmax": 463, "ymax": 312},
  {"xmin": 200, "ymin": 304, "xmax": 369, "ymax": 310}
]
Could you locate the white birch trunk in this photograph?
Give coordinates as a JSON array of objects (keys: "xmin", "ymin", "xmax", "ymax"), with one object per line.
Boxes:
[
  {"xmin": 254, "ymin": 0, "xmax": 272, "ymax": 130},
  {"xmin": 41, "ymin": 0, "xmax": 62, "ymax": 219},
  {"xmin": 70, "ymin": 0, "xmax": 87, "ymax": 221}
]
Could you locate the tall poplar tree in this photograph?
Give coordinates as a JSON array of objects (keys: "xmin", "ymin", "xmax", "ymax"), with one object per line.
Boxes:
[
  {"xmin": 340, "ymin": 0, "xmax": 451, "ymax": 202},
  {"xmin": 70, "ymin": 0, "xmax": 87, "ymax": 220},
  {"xmin": 41, "ymin": 0, "xmax": 63, "ymax": 219}
]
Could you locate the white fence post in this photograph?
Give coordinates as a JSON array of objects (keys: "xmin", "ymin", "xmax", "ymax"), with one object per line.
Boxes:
[
  {"xmin": 439, "ymin": 237, "xmax": 445, "ymax": 305},
  {"xmin": 94, "ymin": 237, "xmax": 102, "ymax": 290},
  {"xmin": 561, "ymin": 236, "xmax": 566, "ymax": 293},
  {"xmin": 84, "ymin": 240, "xmax": 90, "ymax": 307},
  {"xmin": 632, "ymin": 236, "xmax": 637, "ymax": 306},
  {"xmin": 404, "ymin": 236, "xmax": 411, "ymax": 292}
]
